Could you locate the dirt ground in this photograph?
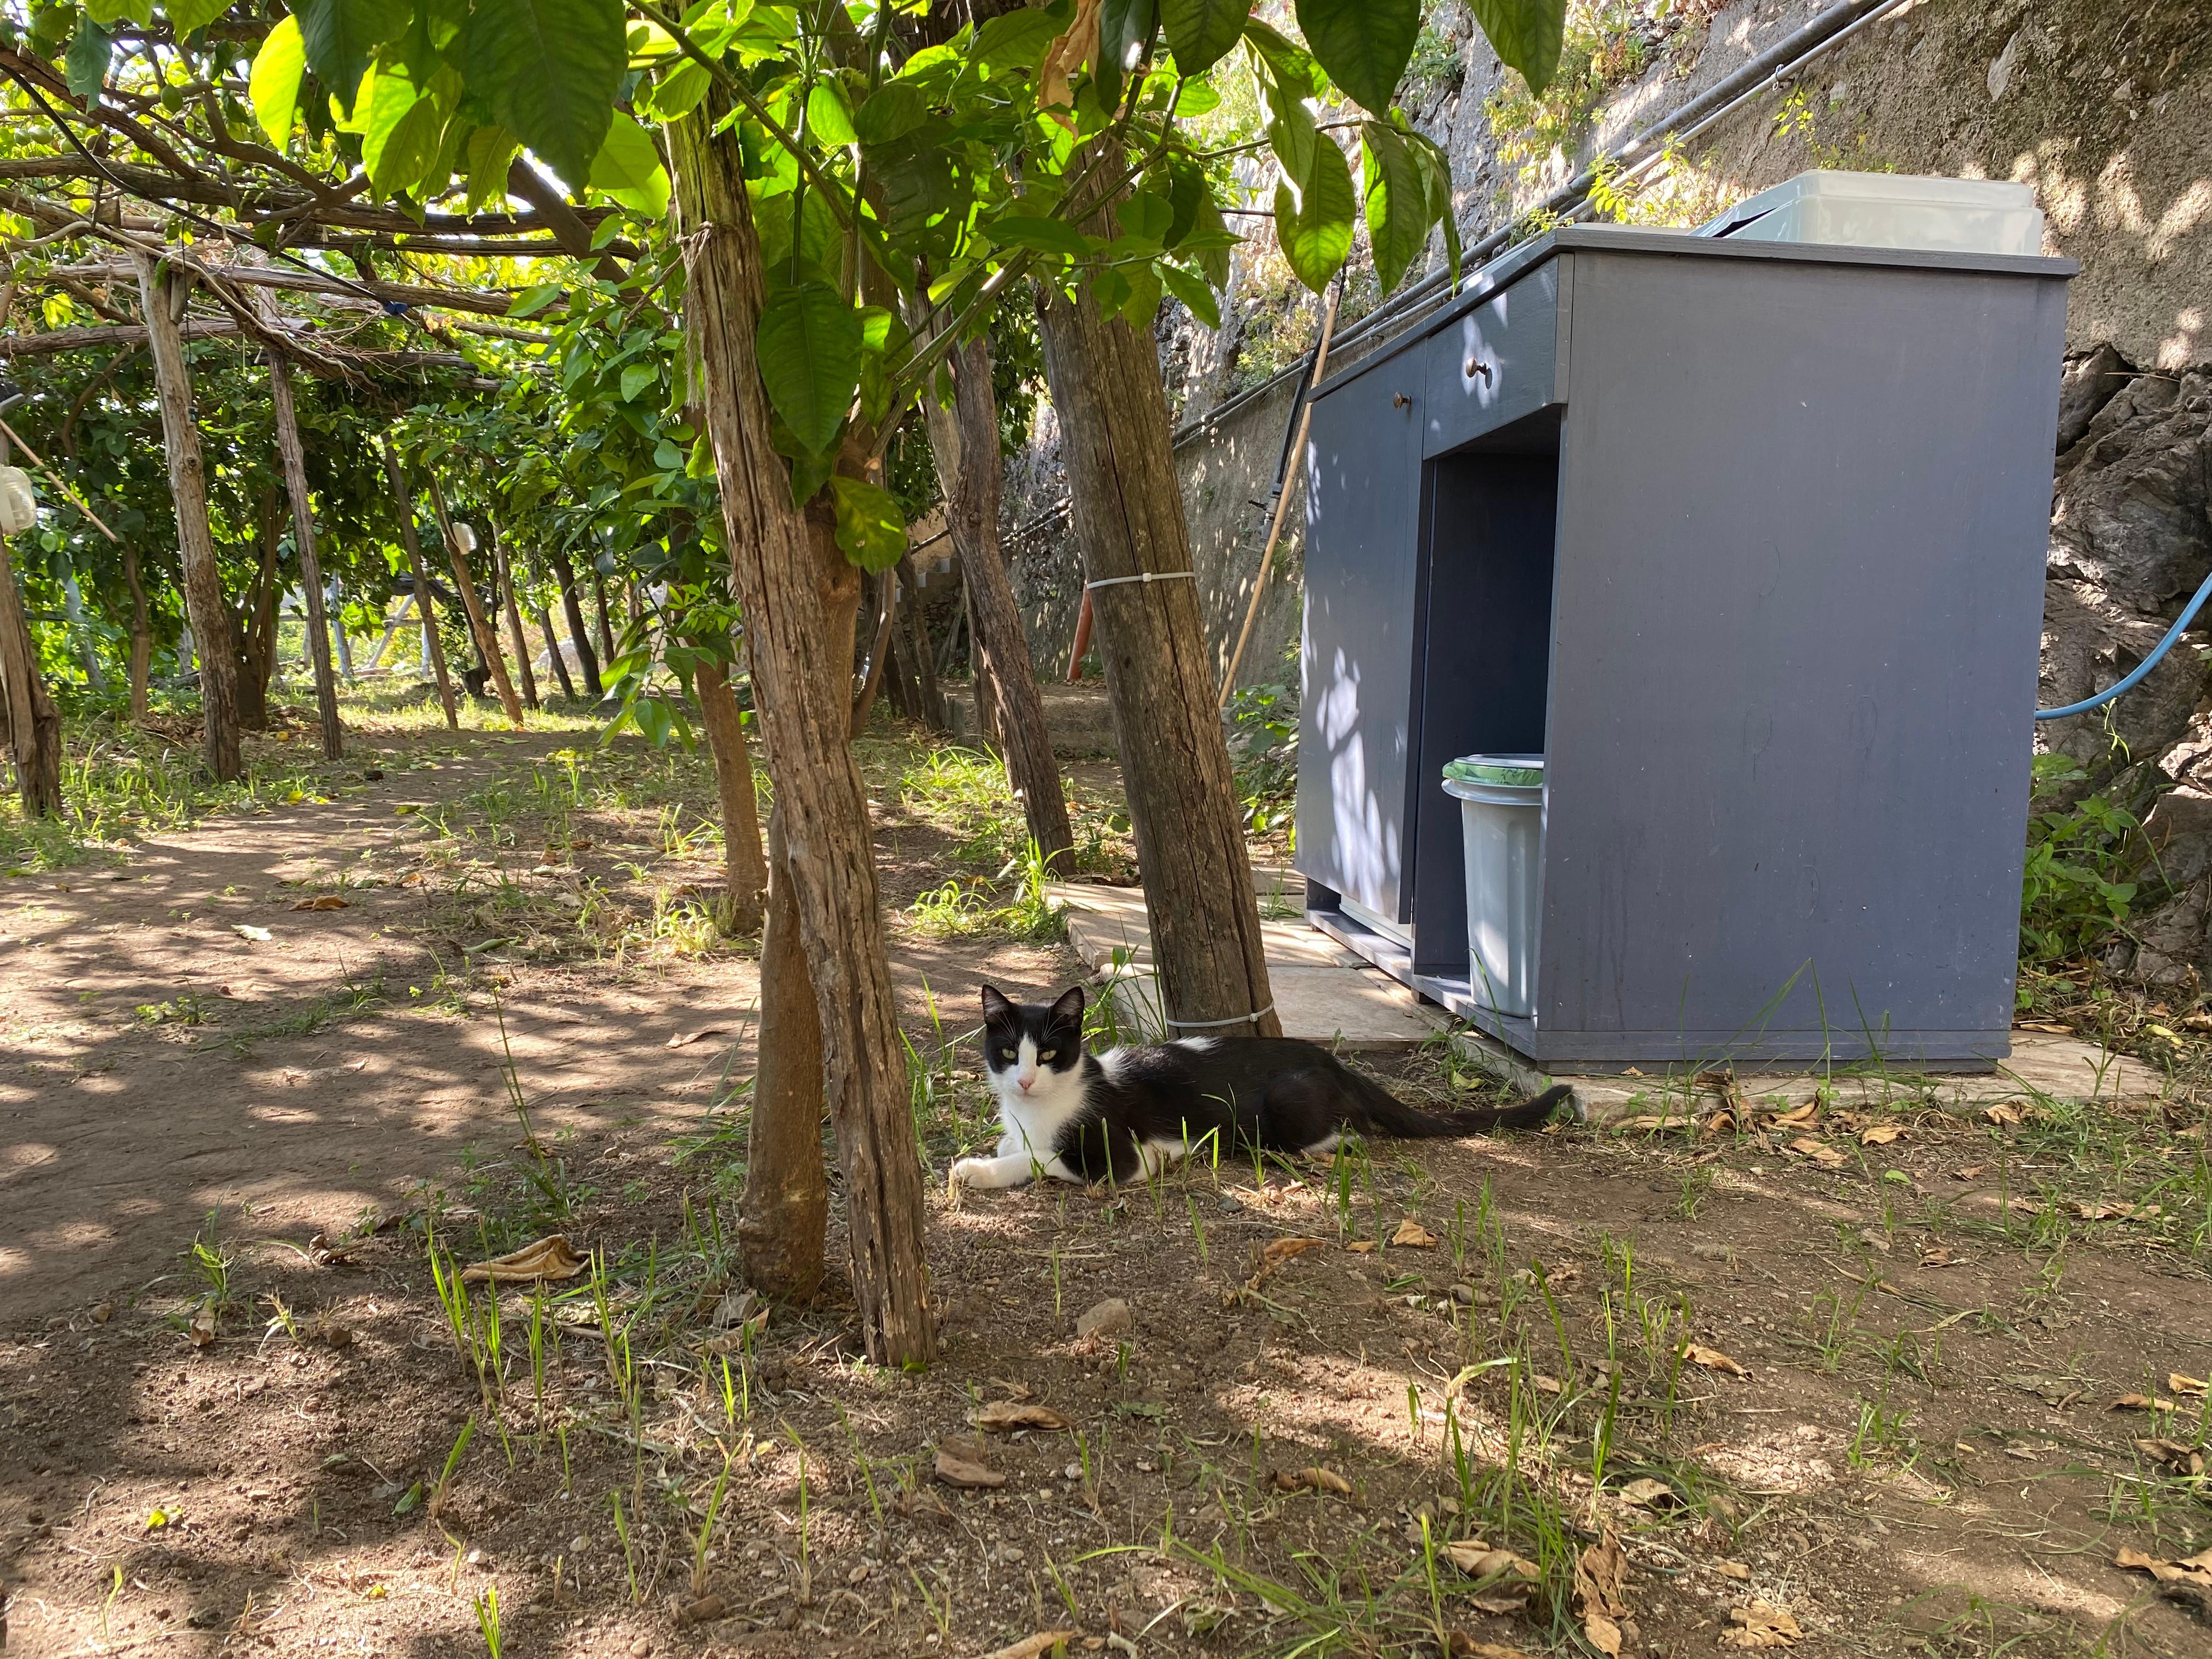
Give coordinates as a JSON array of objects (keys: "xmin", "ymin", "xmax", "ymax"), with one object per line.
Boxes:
[{"xmin": 3, "ymin": 706, "xmax": 2210, "ymax": 1659}]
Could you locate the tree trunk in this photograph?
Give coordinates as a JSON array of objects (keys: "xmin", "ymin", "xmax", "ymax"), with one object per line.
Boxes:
[
  {"xmin": 672, "ymin": 105, "xmax": 934, "ymax": 1364},
  {"xmin": 896, "ymin": 554, "xmax": 948, "ymax": 731},
  {"xmin": 234, "ymin": 487, "xmax": 279, "ymax": 732},
  {"xmin": 0, "ymin": 529, "xmax": 61, "ymax": 816},
  {"xmin": 549, "ymin": 549, "xmax": 603, "ymax": 698},
  {"xmin": 120, "ymin": 541, "xmax": 151, "ymax": 719},
  {"xmin": 696, "ymin": 652, "xmax": 769, "ymax": 936},
  {"xmin": 266, "ymin": 340, "xmax": 343, "ymax": 759},
  {"xmin": 910, "ymin": 325, "xmax": 1072, "ymax": 865},
  {"xmin": 133, "ymin": 252, "xmax": 241, "ymax": 781},
  {"xmin": 1035, "ymin": 253, "xmax": 1279, "ymax": 1039},
  {"xmin": 425, "ymin": 473, "xmax": 524, "ymax": 727},
  {"xmin": 592, "ymin": 568, "xmax": 616, "ymax": 664},
  {"xmin": 536, "ymin": 600, "xmax": 578, "ymax": 702},
  {"xmin": 849, "ymin": 569, "xmax": 897, "ymax": 736},
  {"xmin": 744, "ymin": 806, "xmax": 828, "ymax": 1299},
  {"xmin": 379, "ymin": 439, "xmax": 458, "ymax": 730},
  {"xmin": 491, "ymin": 526, "xmax": 540, "ymax": 710}
]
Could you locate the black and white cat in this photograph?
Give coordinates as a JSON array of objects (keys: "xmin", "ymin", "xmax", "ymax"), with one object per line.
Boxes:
[{"xmin": 951, "ymin": 984, "xmax": 1571, "ymax": 1189}]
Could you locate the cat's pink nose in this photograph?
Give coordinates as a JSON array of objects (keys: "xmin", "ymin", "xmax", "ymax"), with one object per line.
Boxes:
[{"xmin": 1017, "ymin": 1071, "xmax": 1036, "ymax": 1091}]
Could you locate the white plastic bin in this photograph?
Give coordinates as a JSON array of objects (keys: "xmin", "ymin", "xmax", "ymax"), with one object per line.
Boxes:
[
  {"xmin": 1442, "ymin": 755, "xmax": 1544, "ymax": 1018},
  {"xmin": 1696, "ymin": 171, "xmax": 2044, "ymax": 258}
]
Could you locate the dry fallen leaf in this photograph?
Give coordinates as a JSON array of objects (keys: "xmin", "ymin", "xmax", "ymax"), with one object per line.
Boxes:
[
  {"xmin": 933, "ymin": 1441, "xmax": 1006, "ymax": 1491},
  {"xmin": 2133, "ymin": 1438, "xmax": 2207, "ymax": 1476},
  {"xmin": 1787, "ymin": 1135, "xmax": 1847, "ymax": 1169},
  {"xmin": 1617, "ymin": 1476, "xmax": 1681, "ymax": 1510},
  {"xmin": 1446, "ymin": 1638, "xmax": 1537, "ymax": 1659},
  {"xmin": 2111, "ymin": 1393, "xmax": 2179, "ymax": 1413},
  {"xmin": 1723, "ymin": 1600, "xmax": 1804, "ymax": 1648},
  {"xmin": 1443, "ymin": 1541, "xmax": 1540, "ymax": 1582},
  {"xmin": 291, "ymin": 895, "xmax": 350, "ymax": 911},
  {"xmin": 187, "ymin": 1308, "xmax": 217, "ymax": 1347},
  {"xmin": 1575, "ymin": 1530, "xmax": 1629, "ymax": 1620},
  {"xmin": 1581, "ymin": 1612, "xmax": 1623, "ymax": 1658},
  {"xmin": 1953, "ymin": 1164, "xmax": 1988, "ymax": 1180},
  {"xmin": 461, "ymin": 1234, "xmax": 588, "ymax": 1284},
  {"xmin": 1345, "ymin": 1239, "xmax": 1380, "ymax": 1254},
  {"xmin": 665, "ymin": 1026, "xmax": 732, "ymax": 1049},
  {"xmin": 232, "ymin": 924, "xmax": 273, "ymax": 943},
  {"xmin": 1391, "ymin": 1218, "xmax": 1439, "ymax": 1249},
  {"xmin": 2171, "ymin": 1372, "xmax": 2209, "ymax": 1397},
  {"xmin": 1768, "ymin": 1102, "xmax": 1819, "ymax": 1128},
  {"xmin": 1716, "ymin": 1560, "xmax": 1753, "ymax": 1581},
  {"xmin": 1685, "ymin": 1342, "xmax": 1750, "ymax": 1376},
  {"xmin": 2115, "ymin": 1547, "xmax": 2212, "ymax": 1588},
  {"xmin": 1983, "ymin": 1103, "xmax": 2025, "ymax": 1127},
  {"xmin": 1272, "ymin": 1466, "xmax": 1353, "ymax": 1496},
  {"xmin": 1919, "ymin": 1247, "xmax": 1956, "ymax": 1267},
  {"xmin": 1261, "ymin": 1237, "xmax": 1326, "ymax": 1268},
  {"xmin": 975, "ymin": 1401, "xmax": 1074, "ymax": 1434},
  {"xmin": 1701, "ymin": 1110, "xmax": 1736, "ymax": 1138},
  {"xmin": 975, "ymin": 1630, "xmax": 1076, "ymax": 1659},
  {"xmin": 1859, "ymin": 1123, "xmax": 1906, "ymax": 1145}
]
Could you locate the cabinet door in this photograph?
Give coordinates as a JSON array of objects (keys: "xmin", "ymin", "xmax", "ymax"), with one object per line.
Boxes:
[
  {"xmin": 1422, "ymin": 262, "xmax": 1565, "ymax": 458},
  {"xmin": 1295, "ymin": 362, "xmax": 1426, "ymax": 922}
]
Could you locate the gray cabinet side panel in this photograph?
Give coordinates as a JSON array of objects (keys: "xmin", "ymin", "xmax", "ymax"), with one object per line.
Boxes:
[
  {"xmin": 1538, "ymin": 255, "xmax": 2067, "ymax": 1045},
  {"xmin": 1296, "ymin": 364, "xmax": 1427, "ymax": 918}
]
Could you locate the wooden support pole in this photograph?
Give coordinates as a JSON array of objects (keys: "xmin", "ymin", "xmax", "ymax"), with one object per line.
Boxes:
[
  {"xmin": 379, "ymin": 439, "xmax": 458, "ymax": 730},
  {"xmin": 133, "ymin": 251, "xmax": 242, "ymax": 781},
  {"xmin": 490, "ymin": 522, "xmax": 540, "ymax": 710},
  {"xmin": 262, "ymin": 306, "xmax": 343, "ymax": 759},
  {"xmin": 425, "ymin": 472, "xmax": 524, "ymax": 727}
]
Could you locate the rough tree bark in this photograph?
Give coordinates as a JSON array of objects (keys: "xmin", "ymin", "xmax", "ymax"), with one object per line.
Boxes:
[
  {"xmin": 0, "ymin": 482, "xmax": 60, "ymax": 815},
  {"xmin": 917, "ymin": 329, "xmax": 1073, "ymax": 868},
  {"xmin": 895, "ymin": 552, "xmax": 947, "ymax": 730},
  {"xmin": 490, "ymin": 524, "xmax": 540, "ymax": 710},
  {"xmin": 672, "ymin": 105, "xmax": 934, "ymax": 1363},
  {"xmin": 591, "ymin": 568, "xmax": 616, "ymax": 665},
  {"xmin": 119, "ymin": 541, "xmax": 151, "ymax": 719},
  {"xmin": 849, "ymin": 568, "xmax": 897, "ymax": 737},
  {"xmin": 696, "ymin": 651, "xmax": 769, "ymax": 936},
  {"xmin": 134, "ymin": 252, "xmax": 242, "ymax": 781},
  {"xmin": 745, "ymin": 806, "xmax": 828, "ymax": 1298},
  {"xmin": 549, "ymin": 549, "xmax": 603, "ymax": 697},
  {"xmin": 380, "ymin": 439, "xmax": 458, "ymax": 730},
  {"xmin": 1035, "ymin": 219, "xmax": 1279, "ymax": 1039},
  {"xmin": 425, "ymin": 473, "xmax": 524, "ymax": 727},
  {"xmin": 536, "ymin": 599, "xmax": 578, "ymax": 702},
  {"xmin": 264, "ymin": 335, "xmax": 343, "ymax": 759},
  {"xmin": 233, "ymin": 495, "xmax": 278, "ymax": 732}
]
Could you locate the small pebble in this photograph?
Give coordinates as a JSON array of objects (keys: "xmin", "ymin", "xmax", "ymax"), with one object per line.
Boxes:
[
  {"xmin": 568, "ymin": 1534, "xmax": 590, "ymax": 1554},
  {"xmin": 631, "ymin": 1639, "xmax": 654, "ymax": 1657}
]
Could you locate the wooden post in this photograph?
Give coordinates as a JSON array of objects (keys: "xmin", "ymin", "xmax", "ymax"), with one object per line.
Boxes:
[
  {"xmin": 672, "ymin": 104, "xmax": 933, "ymax": 1364},
  {"xmin": 133, "ymin": 252, "xmax": 242, "ymax": 781},
  {"xmin": 0, "ymin": 424, "xmax": 60, "ymax": 815},
  {"xmin": 535, "ymin": 600, "xmax": 578, "ymax": 702},
  {"xmin": 379, "ymin": 439, "xmax": 458, "ymax": 730},
  {"xmin": 425, "ymin": 473, "xmax": 524, "ymax": 727},
  {"xmin": 1034, "ymin": 184, "xmax": 1279, "ymax": 1040},
  {"xmin": 490, "ymin": 523, "xmax": 540, "ymax": 710},
  {"xmin": 263, "ymin": 323, "xmax": 343, "ymax": 759}
]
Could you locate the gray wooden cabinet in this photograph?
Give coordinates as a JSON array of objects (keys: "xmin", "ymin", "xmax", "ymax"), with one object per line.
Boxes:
[{"xmin": 1296, "ymin": 225, "xmax": 2075, "ymax": 1071}]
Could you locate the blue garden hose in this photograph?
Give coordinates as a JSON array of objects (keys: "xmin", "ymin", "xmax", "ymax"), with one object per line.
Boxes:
[{"xmin": 2035, "ymin": 565, "xmax": 2212, "ymax": 720}]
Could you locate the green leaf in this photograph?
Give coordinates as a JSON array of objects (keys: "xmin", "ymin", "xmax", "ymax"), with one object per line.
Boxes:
[
  {"xmin": 1118, "ymin": 187, "xmax": 1171, "ymax": 245},
  {"xmin": 827, "ymin": 476, "xmax": 906, "ymax": 573},
  {"xmin": 1407, "ymin": 129, "xmax": 1460, "ymax": 285},
  {"xmin": 1241, "ymin": 17, "xmax": 1323, "ymax": 98},
  {"xmin": 646, "ymin": 58, "xmax": 708, "ymax": 120},
  {"xmin": 1360, "ymin": 120, "xmax": 1427, "ymax": 295},
  {"xmin": 991, "ymin": 211, "xmax": 1091, "ymax": 260},
  {"xmin": 249, "ymin": 16, "xmax": 307, "ymax": 146},
  {"xmin": 1293, "ymin": 0, "xmax": 1419, "ymax": 111},
  {"xmin": 64, "ymin": 19, "xmax": 112, "ymax": 99},
  {"xmin": 755, "ymin": 282, "xmax": 862, "ymax": 457},
  {"xmin": 508, "ymin": 283, "xmax": 562, "ymax": 318},
  {"xmin": 1160, "ymin": 0, "xmax": 1250, "ymax": 76},
  {"xmin": 459, "ymin": 0, "xmax": 624, "ymax": 188},
  {"xmin": 1160, "ymin": 262, "xmax": 1220, "ymax": 329},
  {"xmin": 1274, "ymin": 134, "xmax": 1353, "ymax": 292},
  {"xmin": 619, "ymin": 360, "xmax": 657, "ymax": 404},
  {"xmin": 295, "ymin": 0, "xmax": 406, "ymax": 115},
  {"xmin": 463, "ymin": 123, "xmax": 520, "ymax": 211},
  {"xmin": 83, "ymin": 0, "xmax": 149, "ymax": 26},
  {"xmin": 1096, "ymin": 0, "xmax": 1155, "ymax": 106},
  {"xmin": 165, "ymin": 0, "xmax": 234, "ymax": 37},
  {"xmin": 973, "ymin": 7, "xmax": 1063, "ymax": 72},
  {"xmin": 361, "ymin": 64, "xmax": 442, "ymax": 196},
  {"xmin": 1470, "ymin": 0, "xmax": 1567, "ymax": 95},
  {"xmin": 804, "ymin": 78, "xmax": 855, "ymax": 146},
  {"xmin": 588, "ymin": 113, "xmax": 669, "ymax": 215},
  {"xmin": 853, "ymin": 80, "xmax": 928, "ymax": 145}
]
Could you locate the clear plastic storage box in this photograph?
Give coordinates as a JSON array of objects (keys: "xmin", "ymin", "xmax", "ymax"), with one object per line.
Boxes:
[{"xmin": 1697, "ymin": 170, "xmax": 2044, "ymax": 257}]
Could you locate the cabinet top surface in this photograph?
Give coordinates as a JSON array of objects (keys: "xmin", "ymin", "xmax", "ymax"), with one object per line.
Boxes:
[{"xmin": 1310, "ymin": 224, "xmax": 2078, "ymax": 403}]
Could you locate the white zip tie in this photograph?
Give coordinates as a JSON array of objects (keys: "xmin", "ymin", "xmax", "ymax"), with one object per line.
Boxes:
[
  {"xmin": 1084, "ymin": 570, "xmax": 1197, "ymax": 592},
  {"xmin": 1164, "ymin": 1003, "xmax": 1276, "ymax": 1031}
]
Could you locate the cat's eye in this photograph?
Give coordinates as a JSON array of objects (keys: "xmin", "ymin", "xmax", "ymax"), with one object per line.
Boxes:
[
  {"xmin": 1037, "ymin": 1049, "xmax": 1056, "ymax": 1062},
  {"xmin": 998, "ymin": 1047, "xmax": 1017, "ymax": 1061}
]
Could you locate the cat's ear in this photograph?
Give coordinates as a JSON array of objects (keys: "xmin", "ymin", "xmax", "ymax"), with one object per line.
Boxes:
[
  {"xmin": 981, "ymin": 984, "xmax": 1014, "ymax": 1023},
  {"xmin": 1049, "ymin": 984, "xmax": 1087, "ymax": 1029}
]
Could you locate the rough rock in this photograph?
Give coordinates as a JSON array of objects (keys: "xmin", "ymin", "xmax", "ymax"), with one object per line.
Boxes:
[{"xmin": 2056, "ymin": 343, "xmax": 2133, "ymax": 453}]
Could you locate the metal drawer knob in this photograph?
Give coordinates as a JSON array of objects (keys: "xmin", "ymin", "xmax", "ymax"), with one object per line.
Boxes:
[
  {"xmin": 1465, "ymin": 357, "xmax": 1492, "ymax": 381},
  {"xmin": 1392, "ymin": 392, "xmax": 1411, "ymax": 409}
]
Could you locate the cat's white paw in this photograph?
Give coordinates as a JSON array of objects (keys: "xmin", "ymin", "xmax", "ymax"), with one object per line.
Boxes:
[{"xmin": 951, "ymin": 1155, "xmax": 1010, "ymax": 1189}]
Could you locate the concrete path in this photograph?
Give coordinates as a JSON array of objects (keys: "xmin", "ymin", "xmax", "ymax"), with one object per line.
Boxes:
[{"xmin": 1047, "ymin": 872, "xmax": 2165, "ymax": 1114}]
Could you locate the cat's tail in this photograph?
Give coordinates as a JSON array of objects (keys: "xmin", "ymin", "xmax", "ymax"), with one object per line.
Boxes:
[{"xmin": 1339, "ymin": 1069, "xmax": 1573, "ymax": 1139}]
